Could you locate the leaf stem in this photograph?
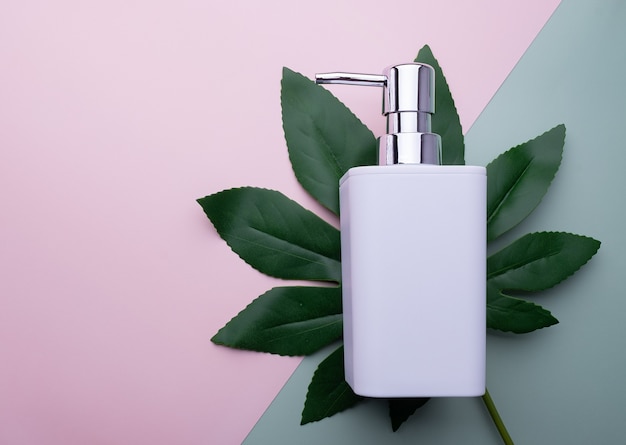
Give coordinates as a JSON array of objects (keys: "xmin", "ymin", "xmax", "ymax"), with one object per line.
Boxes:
[{"xmin": 482, "ymin": 388, "xmax": 514, "ymax": 445}]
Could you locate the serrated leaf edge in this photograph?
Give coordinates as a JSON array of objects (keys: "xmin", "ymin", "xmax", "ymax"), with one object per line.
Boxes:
[
  {"xmin": 486, "ymin": 124, "xmax": 566, "ymax": 240},
  {"xmin": 389, "ymin": 398, "xmax": 431, "ymax": 432},
  {"xmin": 300, "ymin": 345, "xmax": 364, "ymax": 425},
  {"xmin": 211, "ymin": 285, "xmax": 342, "ymax": 357},
  {"xmin": 415, "ymin": 44, "xmax": 465, "ymax": 165},
  {"xmin": 488, "ymin": 231, "xmax": 601, "ymax": 292},
  {"xmin": 197, "ymin": 186, "xmax": 341, "ymax": 283},
  {"xmin": 281, "ymin": 67, "xmax": 375, "ymax": 215},
  {"xmin": 487, "ymin": 290, "xmax": 559, "ymax": 334}
]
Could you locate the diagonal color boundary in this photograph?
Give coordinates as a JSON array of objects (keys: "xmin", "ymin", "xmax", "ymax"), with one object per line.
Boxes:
[{"xmin": 238, "ymin": 3, "xmax": 611, "ymax": 444}]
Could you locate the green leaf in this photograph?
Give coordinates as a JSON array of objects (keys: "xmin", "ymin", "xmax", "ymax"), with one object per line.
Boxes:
[
  {"xmin": 197, "ymin": 187, "xmax": 341, "ymax": 282},
  {"xmin": 281, "ymin": 67, "xmax": 377, "ymax": 215},
  {"xmin": 301, "ymin": 345, "xmax": 363, "ymax": 424},
  {"xmin": 415, "ymin": 45, "xmax": 464, "ymax": 165},
  {"xmin": 388, "ymin": 398, "xmax": 430, "ymax": 432},
  {"xmin": 488, "ymin": 232, "xmax": 601, "ymax": 291},
  {"xmin": 487, "ymin": 283, "xmax": 558, "ymax": 333},
  {"xmin": 486, "ymin": 231, "xmax": 600, "ymax": 333},
  {"xmin": 211, "ymin": 286, "xmax": 343, "ymax": 356},
  {"xmin": 486, "ymin": 125, "xmax": 565, "ymax": 241}
]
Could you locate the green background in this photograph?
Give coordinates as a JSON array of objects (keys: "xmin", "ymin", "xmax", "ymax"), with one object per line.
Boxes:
[{"xmin": 244, "ymin": 1, "xmax": 626, "ymax": 443}]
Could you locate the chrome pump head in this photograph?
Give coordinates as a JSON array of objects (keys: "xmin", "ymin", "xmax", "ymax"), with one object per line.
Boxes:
[{"xmin": 316, "ymin": 63, "xmax": 442, "ymax": 166}]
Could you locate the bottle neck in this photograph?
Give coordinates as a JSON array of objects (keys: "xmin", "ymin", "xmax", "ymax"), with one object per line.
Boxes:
[{"xmin": 378, "ymin": 133, "xmax": 441, "ymax": 166}]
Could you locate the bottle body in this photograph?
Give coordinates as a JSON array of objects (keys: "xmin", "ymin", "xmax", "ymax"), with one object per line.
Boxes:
[{"xmin": 340, "ymin": 164, "xmax": 486, "ymax": 397}]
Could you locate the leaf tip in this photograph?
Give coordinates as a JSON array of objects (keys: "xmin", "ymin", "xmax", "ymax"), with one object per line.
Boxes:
[
  {"xmin": 591, "ymin": 237, "xmax": 602, "ymax": 251},
  {"xmin": 196, "ymin": 194, "xmax": 209, "ymax": 207},
  {"xmin": 388, "ymin": 397, "xmax": 430, "ymax": 432},
  {"xmin": 415, "ymin": 43, "xmax": 434, "ymax": 61},
  {"xmin": 209, "ymin": 332, "xmax": 221, "ymax": 345},
  {"xmin": 281, "ymin": 66, "xmax": 296, "ymax": 79},
  {"xmin": 552, "ymin": 123, "xmax": 567, "ymax": 149}
]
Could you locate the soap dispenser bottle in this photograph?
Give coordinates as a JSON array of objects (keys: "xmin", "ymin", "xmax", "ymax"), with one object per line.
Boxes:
[{"xmin": 316, "ymin": 63, "xmax": 486, "ymax": 398}]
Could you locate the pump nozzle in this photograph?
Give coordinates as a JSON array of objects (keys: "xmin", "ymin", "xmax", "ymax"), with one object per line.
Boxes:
[
  {"xmin": 315, "ymin": 63, "xmax": 441, "ymax": 166},
  {"xmin": 315, "ymin": 72, "xmax": 386, "ymax": 87}
]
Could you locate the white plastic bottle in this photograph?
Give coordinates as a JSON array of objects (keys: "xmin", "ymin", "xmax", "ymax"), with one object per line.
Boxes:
[{"xmin": 316, "ymin": 64, "xmax": 486, "ymax": 398}]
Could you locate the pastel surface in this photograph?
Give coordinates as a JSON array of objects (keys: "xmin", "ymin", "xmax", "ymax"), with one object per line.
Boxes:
[
  {"xmin": 0, "ymin": 1, "xmax": 560, "ymax": 444},
  {"xmin": 245, "ymin": 1, "xmax": 626, "ymax": 443}
]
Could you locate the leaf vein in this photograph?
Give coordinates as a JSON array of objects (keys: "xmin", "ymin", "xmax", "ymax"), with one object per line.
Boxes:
[
  {"xmin": 487, "ymin": 247, "xmax": 561, "ymax": 280},
  {"xmin": 263, "ymin": 318, "xmax": 342, "ymax": 344},
  {"xmin": 487, "ymin": 158, "xmax": 533, "ymax": 225}
]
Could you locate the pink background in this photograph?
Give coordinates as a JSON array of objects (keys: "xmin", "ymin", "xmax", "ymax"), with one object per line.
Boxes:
[{"xmin": 1, "ymin": 1, "xmax": 559, "ymax": 443}]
